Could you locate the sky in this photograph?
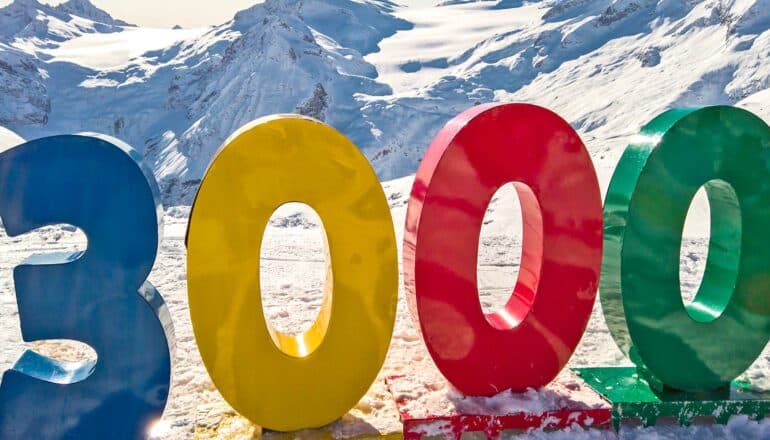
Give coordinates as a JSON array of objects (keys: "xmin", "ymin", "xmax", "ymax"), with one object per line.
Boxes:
[{"xmin": 0, "ymin": 0, "xmax": 265, "ymax": 28}]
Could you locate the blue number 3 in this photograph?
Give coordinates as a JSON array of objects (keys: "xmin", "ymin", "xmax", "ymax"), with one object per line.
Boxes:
[{"xmin": 0, "ymin": 135, "xmax": 174, "ymax": 439}]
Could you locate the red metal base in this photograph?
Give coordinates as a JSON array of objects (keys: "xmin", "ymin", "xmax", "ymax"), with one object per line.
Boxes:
[{"xmin": 386, "ymin": 371, "xmax": 612, "ymax": 439}]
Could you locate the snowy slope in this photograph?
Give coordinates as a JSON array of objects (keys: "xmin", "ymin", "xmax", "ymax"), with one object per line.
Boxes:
[
  {"xmin": 0, "ymin": 0, "xmax": 130, "ymax": 44},
  {"xmin": 1, "ymin": 0, "xmax": 769, "ymax": 205},
  {"xmin": 0, "ymin": 0, "xmax": 133, "ymax": 127},
  {"xmin": 0, "ymin": 125, "xmax": 23, "ymax": 149},
  {"xmin": 362, "ymin": 0, "xmax": 770, "ymax": 180},
  {"xmin": 0, "ymin": 0, "xmax": 411, "ymax": 203}
]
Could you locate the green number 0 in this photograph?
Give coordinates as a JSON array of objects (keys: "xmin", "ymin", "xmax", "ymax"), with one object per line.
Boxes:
[{"xmin": 601, "ymin": 106, "xmax": 770, "ymax": 391}]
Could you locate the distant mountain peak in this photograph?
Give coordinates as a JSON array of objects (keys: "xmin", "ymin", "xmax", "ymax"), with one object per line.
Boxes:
[
  {"xmin": 6, "ymin": 0, "xmax": 43, "ymax": 8},
  {"xmin": 0, "ymin": 0, "xmax": 48, "ymax": 41},
  {"xmin": 0, "ymin": 0, "xmax": 131, "ymax": 44},
  {"xmin": 60, "ymin": 0, "xmax": 97, "ymax": 7},
  {"xmin": 56, "ymin": 0, "xmax": 133, "ymax": 27},
  {"xmin": 1, "ymin": 0, "xmax": 43, "ymax": 17},
  {"xmin": 231, "ymin": 0, "xmax": 411, "ymax": 55}
]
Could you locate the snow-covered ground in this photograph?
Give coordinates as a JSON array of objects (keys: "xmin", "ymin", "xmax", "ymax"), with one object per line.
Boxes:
[{"xmin": 364, "ymin": 0, "xmax": 544, "ymax": 93}]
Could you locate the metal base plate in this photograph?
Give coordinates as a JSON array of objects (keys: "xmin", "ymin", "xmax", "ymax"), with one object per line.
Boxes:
[
  {"xmin": 574, "ymin": 367, "xmax": 770, "ymax": 430},
  {"xmin": 386, "ymin": 372, "xmax": 611, "ymax": 439}
]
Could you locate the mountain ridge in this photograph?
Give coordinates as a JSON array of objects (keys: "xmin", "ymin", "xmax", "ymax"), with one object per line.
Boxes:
[
  {"xmin": 0, "ymin": 0, "xmax": 130, "ymax": 43},
  {"xmin": 0, "ymin": 0, "xmax": 768, "ymax": 205}
]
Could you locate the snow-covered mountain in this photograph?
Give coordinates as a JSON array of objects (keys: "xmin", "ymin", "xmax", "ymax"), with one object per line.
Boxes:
[
  {"xmin": 0, "ymin": 0, "xmax": 412, "ymax": 202},
  {"xmin": 362, "ymin": 0, "xmax": 770, "ymax": 182},
  {"xmin": 0, "ymin": 0, "xmax": 769, "ymax": 205},
  {"xmin": 0, "ymin": 0, "xmax": 129, "ymax": 43},
  {"xmin": 0, "ymin": 0, "xmax": 130, "ymax": 127}
]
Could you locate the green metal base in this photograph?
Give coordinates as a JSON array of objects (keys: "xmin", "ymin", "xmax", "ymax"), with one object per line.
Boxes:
[{"xmin": 573, "ymin": 367, "xmax": 770, "ymax": 431}]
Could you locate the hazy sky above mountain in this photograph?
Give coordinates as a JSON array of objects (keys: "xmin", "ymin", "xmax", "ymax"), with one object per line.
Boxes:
[{"xmin": 0, "ymin": 0, "xmax": 265, "ymax": 28}]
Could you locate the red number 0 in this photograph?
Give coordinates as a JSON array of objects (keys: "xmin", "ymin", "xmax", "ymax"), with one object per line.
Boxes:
[{"xmin": 403, "ymin": 103, "xmax": 603, "ymax": 395}]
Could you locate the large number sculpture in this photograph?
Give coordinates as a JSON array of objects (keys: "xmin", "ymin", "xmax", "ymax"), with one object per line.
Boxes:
[
  {"xmin": 186, "ymin": 115, "xmax": 399, "ymax": 431},
  {"xmin": 0, "ymin": 135, "xmax": 174, "ymax": 439},
  {"xmin": 0, "ymin": 104, "xmax": 769, "ymax": 436},
  {"xmin": 601, "ymin": 106, "xmax": 770, "ymax": 391},
  {"xmin": 403, "ymin": 103, "xmax": 603, "ymax": 395}
]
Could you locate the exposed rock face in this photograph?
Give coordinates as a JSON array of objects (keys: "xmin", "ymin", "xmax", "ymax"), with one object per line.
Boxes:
[
  {"xmin": 0, "ymin": 49, "xmax": 49, "ymax": 126},
  {"xmin": 296, "ymin": 83, "xmax": 329, "ymax": 121}
]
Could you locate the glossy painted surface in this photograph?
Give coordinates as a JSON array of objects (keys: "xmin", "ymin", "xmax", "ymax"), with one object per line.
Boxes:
[
  {"xmin": 601, "ymin": 106, "xmax": 770, "ymax": 391},
  {"xmin": 403, "ymin": 103, "xmax": 603, "ymax": 396},
  {"xmin": 576, "ymin": 367, "xmax": 770, "ymax": 430},
  {"xmin": 0, "ymin": 135, "xmax": 174, "ymax": 439},
  {"xmin": 187, "ymin": 115, "xmax": 398, "ymax": 431}
]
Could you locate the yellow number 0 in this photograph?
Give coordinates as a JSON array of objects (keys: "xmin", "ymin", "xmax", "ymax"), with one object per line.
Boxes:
[{"xmin": 186, "ymin": 115, "xmax": 398, "ymax": 431}]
